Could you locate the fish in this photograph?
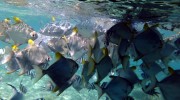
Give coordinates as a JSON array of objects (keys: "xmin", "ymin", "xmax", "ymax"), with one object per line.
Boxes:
[
  {"xmin": 133, "ymin": 23, "xmax": 164, "ymax": 61},
  {"xmin": 19, "ymin": 79, "xmax": 27, "ymax": 94},
  {"xmin": 14, "ymin": 49, "xmax": 34, "ymax": 75},
  {"xmin": 116, "ymin": 68, "xmax": 140, "ymax": 85},
  {"xmin": 140, "ymin": 62, "xmax": 163, "ymax": 79},
  {"xmin": 95, "ymin": 76, "xmax": 134, "ymax": 100},
  {"xmin": 0, "ymin": 46, "xmax": 13, "ymax": 65},
  {"xmin": 5, "ymin": 39, "xmax": 49, "ymax": 75},
  {"xmin": 108, "ymin": 44, "xmax": 121, "ymax": 67},
  {"xmin": 95, "ymin": 48, "xmax": 114, "ymax": 84},
  {"xmin": 42, "ymin": 81, "xmax": 55, "ymax": 91},
  {"xmin": 174, "ymin": 37, "xmax": 180, "ymax": 49},
  {"xmin": 5, "ymin": 17, "xmax": 38, "ymax": 45},
  {"xmin": 81, "ymin": 58, "xmax": 96, "ymax": 88},
  {"xmin": 22, "ymin": 39, "xmax": 50, "ymax": 69},
  {"xmin": 142, "ymin": 70, "xmax": 180, "ymax": 100},
  {"xmin": 25, "ymin": 69, "xmax": 36, "ymax": 80},
  {"xmin": 5, "ymin": 53, "xmax": 20, "ymax": 74},
  {"xmin": 71, "ymin": 74, "xmax": 84, "ymax": 92},
  {"xmin": 47, "ymin": 37, "xmax": 69, "ymax": 55},
  {"xmin": 39, "ymin": 21, "xmax": 73, "ymax": 37},
  {"xmin": 0, "ymin": 19, "xmax": 11, "ymax": 43},
  {"xmin": 90, "ymin": 32, "xmax": 106, "ymax": 63},
  {"xmin": 7, "ymin": 83, "xmax": 24, "ymax": 100},
  {"xmin": 105, "ymin": 21, "xmax": 134, "ymax": 46},
  {"xmin": 73, "ymin": 21, "xmax": 97, "ymax": 37},
  {"xmin": 117, "ymin": 39, "xmax": 131, "ymax": 69},
  {"xmin": 138, "ymin": 41, "xmax": 176, "ymax": 73},
  {"xmin": 33, "ymin": 52, "xmax": 79, "ymax": 95}
]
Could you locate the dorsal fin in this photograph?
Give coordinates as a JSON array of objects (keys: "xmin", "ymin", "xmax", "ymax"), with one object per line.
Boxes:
[
  {"xmin": 4, "ymin": 18, "xmax": 10, "ymax": 23},
  {"xmin": 51, "ymin": 16, "xmax": 55, "ymax": 22},
  {"xmin": 71, "ymin": 27, "xmax": 78, "ymax": 36},
  {"xmin": 28, "ymin": 39, "xmax": 35, "ymax": 46},
  {"xmin": 102, "ymin": 47, "xmax": 109, "ymax": 56},
  {"xmin": 143, "ymin": 23, "xmax": 149, "ymax": 30},
  {"xmin": 12, "ymin": 44, "xmax": 19, "ymax": 52},
  {"xmin": 13, "ymin": 16, "xmax": 22, "ymax": 24},
  {"xmin": 55, "ymin": 52, "xmax": 63, "ymax": 60},
  {"xmin": 87, "ymin": 57, "xmax": 95, "ymax": 76}
]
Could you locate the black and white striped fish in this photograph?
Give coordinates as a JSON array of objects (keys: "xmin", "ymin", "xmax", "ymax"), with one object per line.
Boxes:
[
  {"xmin": 42, "ymin": 81, "xmax": 55, "ymax": 91},
  {"xmin": 25, "ymin": 70, "xmax": 36, "ymax": 80},
  {"xmin": 19, "ymin": 79, "xmax": 27, "ymax": 94}
]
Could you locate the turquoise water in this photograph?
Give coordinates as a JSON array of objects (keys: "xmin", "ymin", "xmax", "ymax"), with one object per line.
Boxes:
[{"xmin": 0, "ymin": 0, "xmax": 180, "ymax": 100}]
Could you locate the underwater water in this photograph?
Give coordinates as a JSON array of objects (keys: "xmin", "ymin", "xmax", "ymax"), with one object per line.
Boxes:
[{"xmin": 0, "ymin": 0, "xmax": 180, "ymax": 100}]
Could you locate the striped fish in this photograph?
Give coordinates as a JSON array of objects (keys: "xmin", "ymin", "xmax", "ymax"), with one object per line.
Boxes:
[
  {"xmin": 25, "ymin": 70, "xmax": 36, "ymax": 80},
  {"xmin": 19, "ymin": 80, "xmax": 27, "ymax": 94},
  {"xmin": 42, "ymin": 81, "xmax": 55, "ymax": 91}
]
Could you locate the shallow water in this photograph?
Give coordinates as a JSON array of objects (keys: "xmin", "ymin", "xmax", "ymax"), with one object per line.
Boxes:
[{"xmin": 0, "ymin": 0, "xmax": 180, "ymax": 100}]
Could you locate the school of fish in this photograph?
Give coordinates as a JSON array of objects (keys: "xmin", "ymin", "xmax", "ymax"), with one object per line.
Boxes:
[{"xmin": 0, "ymin": 15, "xmax": 180, "ymax": 100}]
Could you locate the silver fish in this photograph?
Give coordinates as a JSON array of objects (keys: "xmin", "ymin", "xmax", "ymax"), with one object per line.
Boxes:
[
  {"xmin": 0, "ymin": 20, "xmax": 10, "ymax": 43},
  {"xmin": 22, "ymin": 44, "xmax": 50, "ymax": 70},
  {"xmin": 39, "ymin": 21, "xmax": 73, "ymax": 37},
  {"xmin": 6, "ymin": 22, "xmax": 38, "ymax": 45}
]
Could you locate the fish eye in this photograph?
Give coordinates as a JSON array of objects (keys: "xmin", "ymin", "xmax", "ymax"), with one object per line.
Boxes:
[
  {"xmin": 47, "ymin": 56, "xmax": 51, "ymax": 61},
  {"xmin": 30, "ymin": 31, "xmax": 36, "ymax": 37}
]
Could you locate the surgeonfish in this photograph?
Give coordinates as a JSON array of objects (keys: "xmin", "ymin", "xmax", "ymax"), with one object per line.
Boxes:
[
  {"xmin": 141, "ymin": 70, "xmax": 180, "ymax": 100},
  {"xmin": 33, "ymin": 52, "xmax": 79, "ymax": 96},
  {"xmin": 133, "ymin": 23, "xmax": 163, "ymax": 61},
  {"xmin": 116, "ymin": 68, "xmax": 140, "ymax": 85},
  {"xmin": 95, "ymin": 76, "xmax": 135, "ymax": 100},
  {"xmin": 117, "ymin": 39, "xmax": 131, "ymax": 69},
  {"xmin": 108, "ymin": 44, "xmax": 121, "ymax": 67},
  {"xmin": 81, "ymin": 58, "xmax": 96, "ymax": 88},
  {"xmin": 105, "ymin": 21, "xmax": 134, "ymax": 46},
  {"xmin": 140, "ymin": 62, "xmax": 163, "ymax": 79},
  {"xmin": 89, "ymin": 32, "xmax": 104, "ymax": 63},
  {"xmin": 95, "ymin": 48, "xmax": 114, "ymax": 84}
]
